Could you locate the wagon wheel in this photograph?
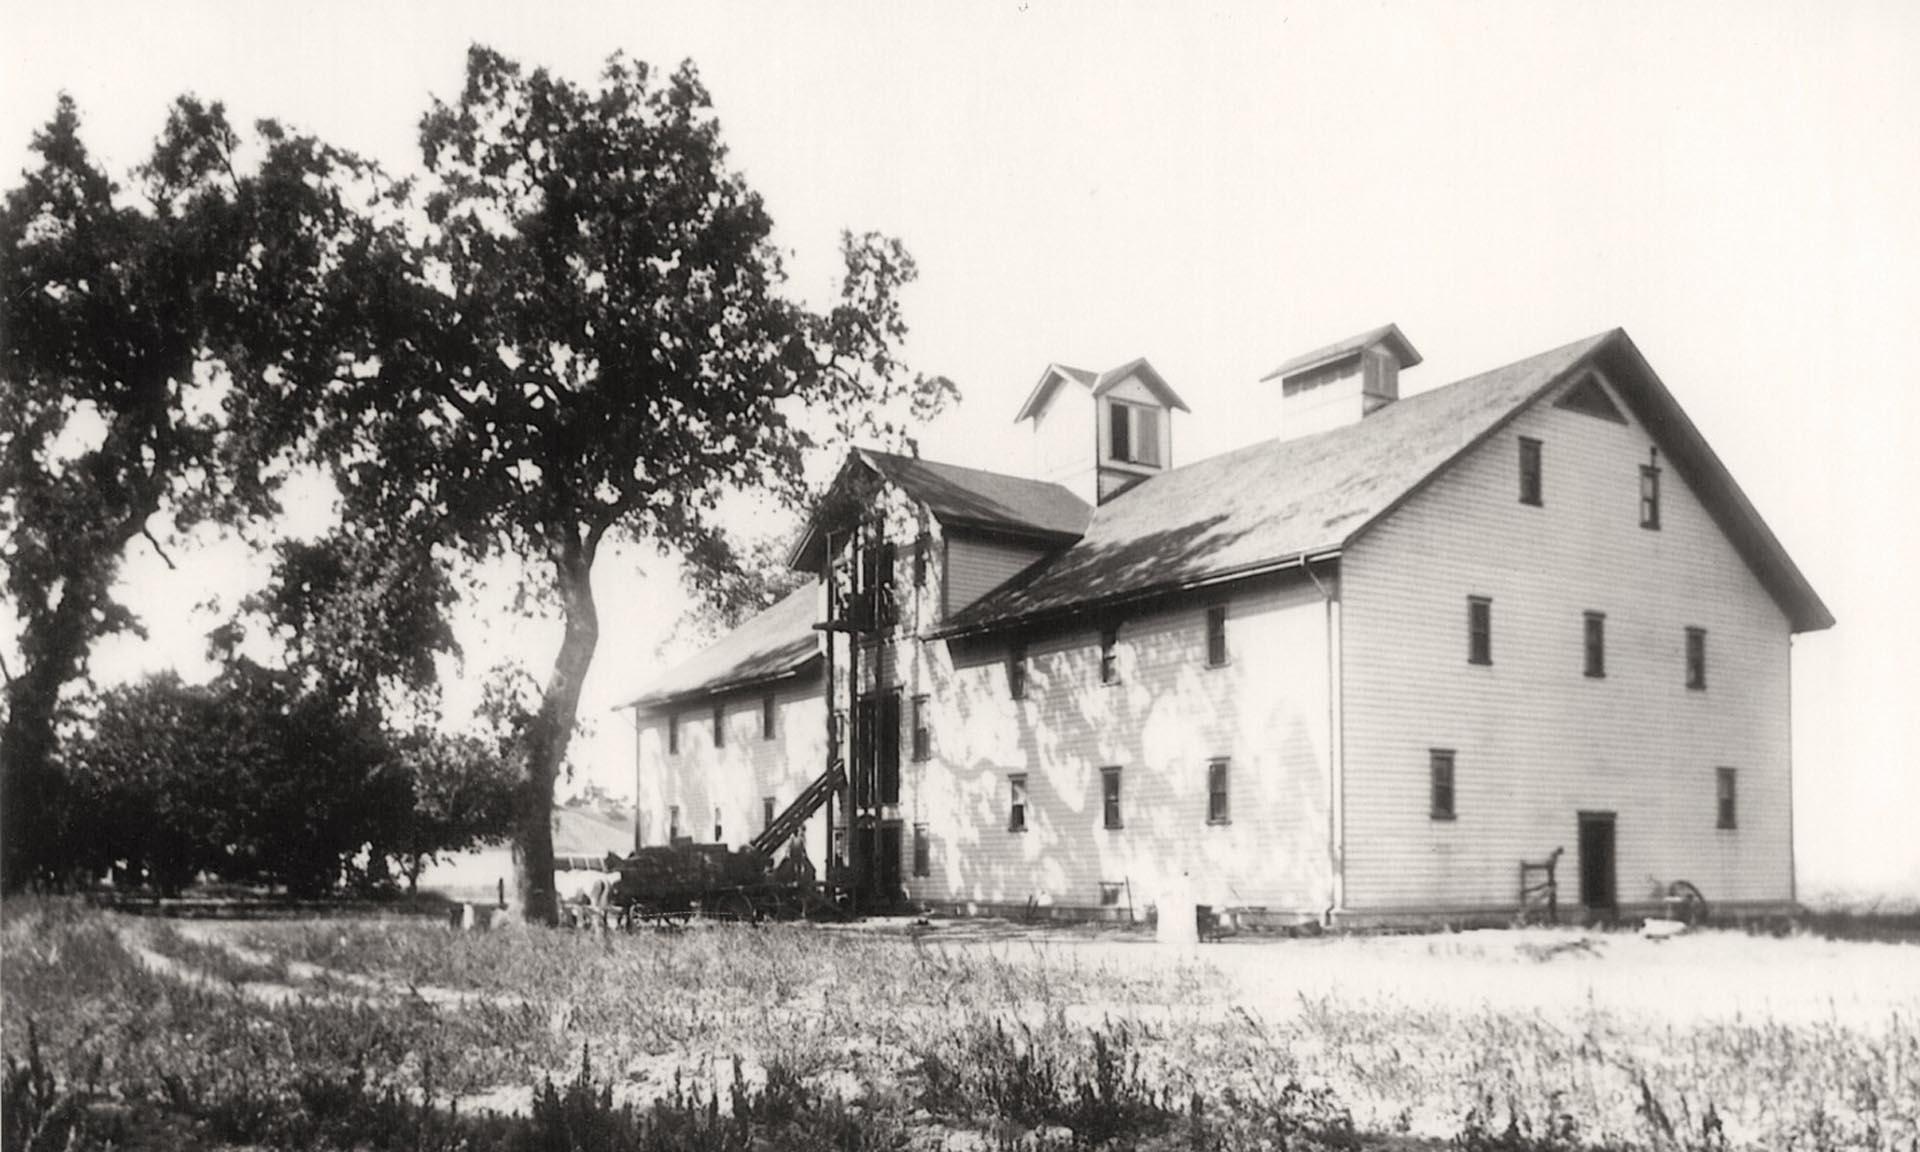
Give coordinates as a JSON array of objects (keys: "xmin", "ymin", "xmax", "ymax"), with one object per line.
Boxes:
[
  {"xmin": 1665, "ymin": 880, "xmax": 1709, "ymax": 926},
  {"xmin": 713, "ymin": 890, "xmax": 757, "ymax": 923}
]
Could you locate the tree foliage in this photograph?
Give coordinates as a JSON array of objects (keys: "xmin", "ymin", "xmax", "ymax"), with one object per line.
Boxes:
[
  {"xmin": 286, "ymin": 47, "xmax": 954, "ymax": 922},
  {"xmin": 0, "ymin": 95, "xmax": 369, "ymax": 890}
]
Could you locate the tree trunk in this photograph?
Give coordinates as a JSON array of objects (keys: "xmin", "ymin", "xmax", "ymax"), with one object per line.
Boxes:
[
  {"xmin": 511, "ymin": 534, "xmax": 600, "ymax": 926},
  {"xmin": 1, "ymin": 582, "xmax": 95, "ymax": 893}
]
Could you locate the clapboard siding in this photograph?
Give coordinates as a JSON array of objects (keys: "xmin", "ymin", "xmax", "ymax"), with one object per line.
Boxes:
[
  {"xmin": 633, "ymin": 676, "xmax": 831, "ymax": 866},
  {"xmin": 907, "ymin": 573, "xmax": 1334, "ymax": 914},
  {"xmin": 945, "ymin": 533, "xmax": 1049, "ymax": 619},
  {"xmin": 1341, "ymin": 373, "xmax": 1794, "ymax": 912}
]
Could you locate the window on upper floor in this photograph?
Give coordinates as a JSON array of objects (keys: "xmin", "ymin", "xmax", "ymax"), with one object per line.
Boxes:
[
  {"xmin": 1101, "ymin": 766, "xmax": 1123, "ymax": 829},
  {"xmin": 1008, "ymin": 642, "xmax": 1028, "ymax": 700},
  {"xmin": 1008, "ymin": 773, "xmax": 1029, "ymax": 832},
  {"xmin": 713, "ymin": 700, "xmax": 725, "ymax": 747},
  {"xmin": 1686, "ymin": 627, "xmax": 1707, "ymax": 691},
  {"xmin": 1468, "ymin": 597, "xmax": 1493, "ymax": 666},
  {"xmin": 1108, "ymin": 401, "xmax": 1162, "ymax": 467},
  {"xmin": 1640, "ymin": 461, "xmax": 1662, "ymax": 530},
  {"xmin": 1206, "ymin": 605, "xmax": 1229, "ymax": 668},
  {"xmin": 763, "ymin": 796, "xmax": 775, "ymax": 832},
  {"xmin": 667, "ymin": 712, "xmax": 679, "ymax": 755},
  {"xmin": 1207, "ymin": 758, "xmax": 1231, "ymax": 824},
  {"xmin": 1716, "ymin": 767, "xmax": 1737, "ymax": 830},
  {"xmin": 1519, "ymin": 437, "xmax": 1543, "ymax": 506},
  {"xmin": 911, "ymin": 695, "xmax": 930, "ymax": 762},
  {"xmin": 1584, "ymin": 612, "xmax": 1606, "ymax": 679},
  {"xmin": 668, "ymin": 805, "xmax": 682, "ymax": 841},
  {"xmin": 713, "ymin": 806, "xmax": 723, "ymax": 842},
  {"xmin": 1100, "ymin": 626, "xmax": 1120, "ymax": 684},
  {"xmin": 762, "ymin": 692, "xmax": 776, "ymax": 740},
  {"xmin": 913, "ymin": 823, "xmax": 930, "ymax": 877},
  {"xmin": 1430, "ymin": 749, "xmax": 1457, "ymax": 820}
]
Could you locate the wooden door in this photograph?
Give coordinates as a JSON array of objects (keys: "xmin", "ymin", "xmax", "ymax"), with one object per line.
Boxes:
[{"xmin": 1578, "ymin": 812, "xmax": 1617, "ymax": 912}]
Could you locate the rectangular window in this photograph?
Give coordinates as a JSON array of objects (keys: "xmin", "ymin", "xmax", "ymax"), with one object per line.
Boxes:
[
  {"xmin": 1207, "ymin": 759, "xmax": 1230, "ymax": 824},
  {"xmin": 1468, "ymin": 597, "xmax": 1492, "ymax": 665},
  {"xmin": 1133, "ymin": 407, "xmax": 1161, "ymax": 467},
  {"xmin": 1206, "ymin": 605, "xmax": 1229, "ymax": 667},
  {"xmin": 1101, "ymin": 766, "xmax": 1123, "ymax": 829},
  {"xmin": 1430, "ymin": 749, "xmax": 1456, "ymax": 820},
  {"xmin": 669, "ymin": 805, "xmax": 681, "ymax": 841},
  {"xmin": 763, "ymin": 796, "xmax": 775, "ymax": 832},
  {"xmin": 913, "ymin": 532, "xmax": 930, "ymax": 587},
  {"xmin": 713, "ymin": 806, "xmax": 723, "ymax": 842},
  {"xmin": 1109, "ymin": 400, "xmax": 1132, "ymax": 463},
  {"xmin": 1686, "ymin": 627, "xmax": 1707, "ymax": 690},
  {"xmin": 1583, "ymin": 612, "xmax": 1606, "ymax": 678},
  {"xmin": 911, "ymin": 695, "xmax": 930, "ymax": 762},
  {"xmin": 1008, "ymin": 642, "xmax": 1027, "ymax": 699},
  {"xmin": 713, "ymin": 701, "xmax": 725, "ymax": 747},
  {"xmin": 1519, "ymin": 437, "xmax": 1543, "ymax": 506},
  {"xmin": 1640, "ymin": 463, "xmax": 1662, "ymax": 529},
  {"xmin": 1008, "ymin": 774, "xmax": 1028, "ymax": 832},
  {"xmin": 1099, "ymin": 882, "xmax": 1123, "ymax": 907},
  {"xmin": 1099, "ymin": 626, "xmax": 1120, "ymax": 684},
  {"xmin": 668, "ymin": 712, "xmax": 679, "ymax": 755},
  {"xmin": 913, "ymin": 824, "xmax": 930, "ymax": 877},
  {"xmin": 762, "ymin": 692, "xmax": 776, "ymax": 740},
  {"xmin": 1716, "ymin": 767, "xmax": 1737, "ymax": 829}
]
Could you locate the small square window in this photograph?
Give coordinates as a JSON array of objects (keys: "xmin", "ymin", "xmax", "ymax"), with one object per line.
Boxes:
[
  {"xmin": 1686, "ymin": 627, "xmax": 1707, "ymax": 691},
  {"xmin": 1100, "ymin": 626, "xmax": 1120, "ymax": 685},
  {"xmin": 1519, "ymin": 437, "xmax": 1543, "ymax": 506},
  {"xmin": 1008, "ymin": 643, "xmax": 1028, "ymax": 700},
  {"xmin": 762, "ymin": 693, "xmax": 776, "ymax": 740},
  {"xmin": 913, "ymin": 823, "xmax": 930, "ymax": 877},
  {"xmin": 1716, "ymin": 767, "xmax": 1737, "ymax": 830},
  {"xmin": 1430, "ymin": 749, "xmax": 1456, "ymax": 820},
  {"xmin": 1207, "ymin": 759, "xmax": 1230, "ymax": 824},
  {"xmin": 1008, "ymin": 774, "xmax": 1028, "ymax": 832},
  {"xmin": 1640, "ymin": 463, "xmax": 1662, "ymax": 530},
  {"xmin": 1468, "ymin": 597, "xmax": 1492, "ymax": 666},
  {"xmin": 713, "ymin": 701, "xmax": 726, "ymax": 747},
  {"xmin": 1584, "ymin": 612, "xmax": 1606, "ymax": 679},
  {"xmin": 1206, "ymin": 606, "xmax": 1229, "ymax": 668},
  {"xmin": 911, "ymin": 695, "xmax": 930, "ymax": 762},
  {"xmin": 1101, "ymin": 766, "xmax": 1123, "ymax": 830},
  {"xmin": 667, "ymin": 712, "xmax": 679, "ymax": 755}
]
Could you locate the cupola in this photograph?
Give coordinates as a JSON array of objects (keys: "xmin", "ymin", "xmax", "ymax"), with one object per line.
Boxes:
[
  {"xmin": 1261, "ymin": 323, "xmax": 1421, "ymax": 441},
  {"xmin": 1014, "ymin": 357, "xmax": 1189, "ymax": 505}
]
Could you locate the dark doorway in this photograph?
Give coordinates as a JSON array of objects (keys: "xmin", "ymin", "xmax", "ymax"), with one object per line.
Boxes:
[
  {"xmin": 1578, "ymin": 812, "xmax": 1617, "ymax": 913},
  {"xmin": 853, "ymin": 691, "xmax": 901, "ymax": 808},
  {"xmin": 850, "ymin": 821, "xmax": 903, "ymax": 911}
]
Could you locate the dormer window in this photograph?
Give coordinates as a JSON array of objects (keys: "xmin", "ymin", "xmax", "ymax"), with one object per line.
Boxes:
[{"xmin": 1108, "ymin": 401, "xmax": 1161, "ymax": 467}]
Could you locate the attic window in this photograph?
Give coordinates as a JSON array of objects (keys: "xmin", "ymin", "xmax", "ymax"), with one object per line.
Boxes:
[
  {"xmin": 1555, "ymin": 374, "xmax": 1627, "ymax": 424},
  {"xmin": 1109, "ymin": 401, "xmax": 1161, "ymax": 467},
  {"xmin": 1519, "ymin": 438, "xmax": 1543, "ymax": 506},
  {"xmin": 1640, "ymin": 458, "xmax": 1662, "ymax": 530}
]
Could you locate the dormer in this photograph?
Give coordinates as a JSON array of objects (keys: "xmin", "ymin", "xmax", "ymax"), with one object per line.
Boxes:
[
  {"xmin": 1015, "ymin": 357, "xmax": 1189, "ymax": 505},
  {"xmin": 1262, "ymin": 324, "xmax": 1422, "ymax": 442}
]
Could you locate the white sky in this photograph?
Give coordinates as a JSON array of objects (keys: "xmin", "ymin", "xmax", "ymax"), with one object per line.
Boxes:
[{"xmin": 6, "ymin": 1, "xmax": 1917, "ymax": 899}]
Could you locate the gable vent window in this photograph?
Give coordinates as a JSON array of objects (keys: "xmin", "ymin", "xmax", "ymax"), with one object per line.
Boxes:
[
  {"xmin": 1430, "ymin": 749, "xmax": 1457, "ymax": 820},
  {"xmin": 1205, "ymin": 605, "xmax": 1229, "ymax": 668},
  {"xmin": 1008, "ymin": 642, "xmax": 1028, "ymax": 700},
  {"xmin": 1640, "ymin": 458, "xmax": 1662, "ymax": 530},
  {"xmin": 1100, "ymin": 626, "xmax": 1120, "ymax": 684},
  {"xmin": 1468, "ymin": 597, "xmax": 1493, "ymax": 666},
  {"xmin": 1109, "ymin": 402, "xmax": 1161, "ymax": 467},
  {"xmin": 1584, "ymin": 612, "xmax": 1606, "ymax": 679},
  {"xmin": 1519, "ymin": 437, "xmax": 1543, "ymax": 506},
  {"xmin": 1716, "ymin": 767, "xmax": 1737, "ymax": 830},
  {"xmin": 1686, "ymin": 627, "xmax": 1707, "ymax": 691}
]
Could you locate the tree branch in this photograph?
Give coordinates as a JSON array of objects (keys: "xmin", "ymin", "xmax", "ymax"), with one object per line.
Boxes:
[{"xmin": 140, "ymin": 524, "xmax": 178, "ymax": 570}]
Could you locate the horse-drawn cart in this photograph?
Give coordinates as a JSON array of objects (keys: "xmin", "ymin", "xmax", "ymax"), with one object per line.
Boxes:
[{"xmin": 557, "ymin": 842, "xmax": 832, "ymax": 929}]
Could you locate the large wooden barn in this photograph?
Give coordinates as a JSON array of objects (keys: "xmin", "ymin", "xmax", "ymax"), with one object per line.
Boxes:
[{"xmin": 617, "ymin": 326, "xmax": 1832, "ymax": 924}]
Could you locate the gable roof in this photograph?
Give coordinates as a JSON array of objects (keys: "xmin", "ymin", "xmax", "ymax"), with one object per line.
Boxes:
[
  {"xmin": 944, "ymin": 329, "xmax": 1833, "ymax": 636},
  {"xmin": 789, "ymin": 449, "xmax": 1091, "ymax": 571},
  {"xmin": 618, "ymin": 584, "xmax": 820, "ymax": 711},
  {"xmin": 1263, "ymin": 322, "xmax": 1424, "ymax": 381},
  {"xmin": 1013, "ymin": 357, "xmax": 1191, "ymax": 423}
]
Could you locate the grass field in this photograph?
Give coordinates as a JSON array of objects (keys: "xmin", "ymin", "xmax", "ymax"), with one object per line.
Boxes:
[{"xmin": 4, "ymin": 899, "xmax": 1916, "ymax": 1150}]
